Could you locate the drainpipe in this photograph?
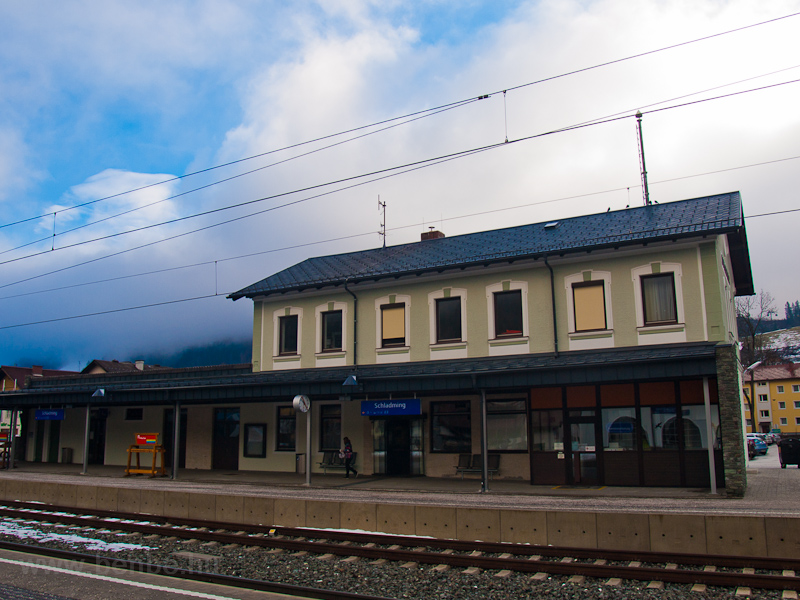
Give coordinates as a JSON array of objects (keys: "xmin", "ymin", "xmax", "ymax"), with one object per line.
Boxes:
[
  {"xmin": 544, "ymin": 255, "xmax": 559, "ymax": 358},
  {"xmin": 344, "ymin": 279, "xmax": 358, "ymax": 369}
]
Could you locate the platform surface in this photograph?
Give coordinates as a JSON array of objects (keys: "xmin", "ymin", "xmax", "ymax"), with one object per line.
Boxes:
[{"xmin": 0, "ymin": 446, "xmax": 794, "ymax": 517}]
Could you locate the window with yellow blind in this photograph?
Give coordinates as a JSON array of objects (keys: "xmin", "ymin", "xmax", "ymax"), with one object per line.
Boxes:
[
  {"xmin": 381, "ymin": 304, "xmax": 405, "ymax": 347},
  {"xmin": 573, "ymin": 282, "xmax": 607, "ymax": 331}
]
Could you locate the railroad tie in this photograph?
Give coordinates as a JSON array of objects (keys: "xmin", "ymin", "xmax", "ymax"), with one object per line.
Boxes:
[
  {"xmin": 530, "ymin": 573, "xmax": 548, "ymax": 582},
  {"xmin": 370, "ymin": 559, "xmax": 388, "ymax": 566},
  {"xmin": 735, "ymin": 588, "xmax": 751, "ymax": 597},
  {"xmin": 341, "ymin": 556, "xmax": 360, "ymax": 564},
  {"xmin": 703, "ymin": 565, "xmax": 716, "ymax": 572},
  {"xmin": 782, "ymin": 590, "xmax": 798, "ymax": 600},
  {"xmin": 316, "ymin": 553, "xmax": 335, "ymax": 561},
  {"xmin": 267, "ymin": 548, "xmax": 284, "ymax": 555},
  {"xmin": 401, "ymin": 562, "xmax": 419, "ymax": 569},
  {"xmin": 494, "ymin": 570, "xmax": 512, "ymax": 579},
  {"xmin": 594, "ymin": 559, "xmax": 606, "ymax": 565},
  {"xmin": 691, "ymin": 584, "xmax": 707, "ymax": 593},
  {"xmin": 742, "ymin": 567, "xmax": 755, "ymax": 574},
  {"xmin": 432, "ymin": 564, "xmax": 450, "ymax": 573},
  {"xmin": 290, "ymin": 551, "xmax": 308, "ymax": 557},
  {"xmin": 647, "ymin": 581, "xmax": 664, "ymax": 590},
  {"xmin": 567, "ymin": 575, "xmax": 585, "ymax": 584},
  {"xmin": 605, "ymin": 578, "xmax": 622, "ymax": 587},
  {"xmin": 462, "ymin": 567, "xmax": 481, "ymax": 576},
  {"xmin": 628, "ymin": 561, "xmax": 641, "ymax": 567}
]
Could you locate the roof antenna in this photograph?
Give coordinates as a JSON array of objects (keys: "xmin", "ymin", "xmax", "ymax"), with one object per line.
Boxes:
[
  {"xmin": 378, "ymin": 196, "xmax": 386, "ymax": 249},
  {"xmin": 636, "ymin": 111, "xmax": 651, "ymax": 206}
]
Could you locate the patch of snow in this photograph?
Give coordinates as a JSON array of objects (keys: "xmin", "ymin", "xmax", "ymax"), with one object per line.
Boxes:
[{"xmin": 0, "ymin": 521, "xmax": 155, "ymax": 552}]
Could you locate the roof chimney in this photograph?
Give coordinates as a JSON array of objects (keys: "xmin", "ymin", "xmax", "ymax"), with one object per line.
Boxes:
[
  {"xmin": 135, "ymin": 360, "xmax": 144, "ymax": 371},
  {"xmin": 31, "ymin": 365, "xmax": 43, "ymax": 377},
  {"xmin": 421, "ymin": 228, "xmax": 445, "ymax": 241}
]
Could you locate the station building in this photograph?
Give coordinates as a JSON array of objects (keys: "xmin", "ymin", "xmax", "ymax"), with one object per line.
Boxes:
[{"xmin": 0, "ymin": 192, "xmax": 753, "ymax": 495}]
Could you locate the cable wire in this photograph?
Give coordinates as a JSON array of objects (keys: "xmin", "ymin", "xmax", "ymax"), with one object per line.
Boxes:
[{"xmin": 3, "ymin": 10, "xmax": 797, "ymax": 232}]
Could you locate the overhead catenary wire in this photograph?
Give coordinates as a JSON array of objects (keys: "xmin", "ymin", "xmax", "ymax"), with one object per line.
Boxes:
[
  {"xmin": 0, "ymin": 150, "xmax": 796, "ymax": 305},
  {"xmin": 2, "ymin": 9, "xmax": 798, "ymax": 233},
  {"xmin": 0, "ymin": 204, "xmax": 792, "ymax": 331},
  {"xmin": 1, "ymin": 74, "xmax": 797, "ymax": 275}
]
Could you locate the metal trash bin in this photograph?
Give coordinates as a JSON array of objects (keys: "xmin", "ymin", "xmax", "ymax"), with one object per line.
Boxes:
[
  {"xmin": 296, "ymin": 453, "xmax": 305, "ymax": 474},
  {"xmin": 778, "ymin": 438, "xmax": 800, "ymax": 468},
  {"xmin": 61, "ymin": 447, "xmax": 73, "ymax": 464}
]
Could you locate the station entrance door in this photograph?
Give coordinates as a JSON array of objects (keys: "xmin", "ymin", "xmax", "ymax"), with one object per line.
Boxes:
[{"xmin": 372, "ymin": 418, "xmax": 423, "ymax": 476}]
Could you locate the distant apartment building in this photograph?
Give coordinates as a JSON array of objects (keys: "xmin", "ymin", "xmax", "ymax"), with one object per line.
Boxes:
[{"xmin": 743, "ymin": 363, "xmax": 800, "ymax": 434}]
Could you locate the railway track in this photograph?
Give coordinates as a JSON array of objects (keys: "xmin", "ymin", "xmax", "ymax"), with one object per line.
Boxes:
[{"xmin": 1, "ymin": 500, "xmax": 798, "ymax": 597}]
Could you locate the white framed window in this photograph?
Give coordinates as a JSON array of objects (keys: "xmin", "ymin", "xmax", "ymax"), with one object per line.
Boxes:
[
  {"xmin": 779, "ymin": 402, "xmax": 786, "ymax": 409},
  {"xmin": 796, "ymin": 417, "xmax": 800, "ymax": 426},
  {"xmin": 795, "ymin": 401, "xmax": 800, "ymax": 409},
  {"xmin": 272, "ymin": 306, "xmax": 303, "ymax": 370},
  {"xmin": 793, "ymin": 385, "xmax": 800, "ymax": 393},
  {"xmin": 315, "ymin": 301, "xmax": 348, "ymax": 366},
  {"xmin": 760, "ymin": 410, "xmax": 770, "ymax": 418},
  {"xmin": 564, "ymin": 270, "xmax": 613, "ymax": 350},
  {"xmin": 428, "ymin": 288, "xmax": 467, "ymax": 360},
  {"xmin": 374, "ymin": 294, "xmax": 411, "ymax": 364},
  {"xmin": 486, "ymin": 281, "xmax": 530, "ymax": 356},
  {"xmin": 631, "ymin": 262, "xmax": 685, "ymax": 344},
  {"xmin": 758, "ymin": 394, "xmax": 768, "ymax": 403},
  {"xmin": 777, "ymin": 385, "xmax": 785, "ymax": 393},
  {"xmin": 780, "ymin": 418, "xmax": 788, "ymax": 426}
]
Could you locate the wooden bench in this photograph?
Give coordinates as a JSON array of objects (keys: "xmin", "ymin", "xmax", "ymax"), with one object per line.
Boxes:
[
  {"xmin": 456, "ymin": 453, "xmax": 500, "ymax": 479},
  {"xmin": 318, "ymin": 451, "xmax": 357, "ymax": 474}
]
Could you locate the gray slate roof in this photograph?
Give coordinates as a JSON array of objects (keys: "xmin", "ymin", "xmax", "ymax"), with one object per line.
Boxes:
[{"xmin": 230, "ymin": 191, "xmax": 753, "ymax": 300}]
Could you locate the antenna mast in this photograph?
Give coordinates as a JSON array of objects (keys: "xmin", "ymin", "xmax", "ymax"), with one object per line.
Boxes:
[
  {"xmin": 378, "ymin": 196, "xmax": 386, "ymax": 248},
  {"xmin": 636, "ymin": 111, "xmax": 651, "ymax": 206}
]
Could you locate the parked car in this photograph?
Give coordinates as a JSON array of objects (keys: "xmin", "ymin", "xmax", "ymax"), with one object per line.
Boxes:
[
  {"xmin": 747, "ymin": 433, "xmax": 768, "ymax": 455},
  {"xmin": 765, "ymin": 432, "xmax": 780, "ymax": 445}
]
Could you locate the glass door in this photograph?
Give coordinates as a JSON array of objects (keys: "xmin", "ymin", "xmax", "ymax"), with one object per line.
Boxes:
[{"xmin": 568, "ymin": 410, "xmax": 599, "ymax": 485}]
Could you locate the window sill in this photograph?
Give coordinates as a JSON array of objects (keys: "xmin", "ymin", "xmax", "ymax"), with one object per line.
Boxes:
[
  {"xmin": 316, "ymin": 351, "xmax": 346, "ymax": 360},
  {"xmin": 489, "ymin": 336, "xmax": 529, "ymax": 347},
  {"xmin": 274, "ymin": 355, "xmax": 301, "ymax": 363},
  {"xmin": 637, "ymin": 323, "xmax": 684, "ymax": 334},
  {"xmin": 431, "ymin": 341, "xmax": 467, "ymax": 351},
  {"xmin": 568, "ymin": 330, "xmax": 613, "ymax": 340},
  {"xmin": 376, "ymin": 346, "xmax": 410, "ymax": 355}
]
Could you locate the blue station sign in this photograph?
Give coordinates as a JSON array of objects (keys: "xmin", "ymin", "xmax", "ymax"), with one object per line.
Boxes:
[
  {"xmin": 35, "ymin": 409, "xmax": 65, "ymax": 421},
  {"xmin": 361, "ymin": 399, "xmax": 421, "ymax": 417}
]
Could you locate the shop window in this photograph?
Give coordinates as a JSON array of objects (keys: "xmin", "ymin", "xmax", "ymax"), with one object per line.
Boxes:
[
  {"xmin": 276, "ymin": 406, "xmax": 296, "ymax": 452},
  {"xmin": 243, "ymin": 424, "xmax": 266, "ymax": 458},
  {"xmin": 602, "ymin": 409, "xmax": 644, "ymax": 450},
  {"xmin": 493, "ymin": 291, "xmax": 523, "ymax": 337},
  {"xmin": 279, "ymin": 315, "xmax": 298, "ymax": 355},
  {"xmin": 487, "ymin": 400, "xmax": 527, "ymax": 451},
  {"xmin": 381, "ymin": 305, "xmax": 405, "ymax": 347},
  {"xmin": 431, "ymin": 401, "xmax": 471, "ymax": 453},
  {"xmin": 321, "ymin": 311, "xmax": 343, "ymax": 351},
  {"xmin": 777, "ymin": 385, "xmax": 785, "ymax": 393},
  {"xmin": 436, "ymin": 297, "xmax": 462, "ymax": 343},
  {"xmin": 531, "ymin": 410, "xmax": 564, "ymax": 451},
  {"xmin": 641, "ymin": 273, "xmax": 677, "ymax": 325},
  {"xmin": 124, "ymin": 408, "xmax": 143, "ymax": 421},
  {"xmin": 319, "ymin": 404, "xmax": 341, "ymax": 451},
  {"xmin": 573, "ymin": 282, "xmax": 606, "ymax": 331}
]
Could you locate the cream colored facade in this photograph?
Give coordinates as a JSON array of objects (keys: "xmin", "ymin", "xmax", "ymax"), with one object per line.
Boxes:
[{"xmin": 251, "ymin": 238, "xmax": 739, "ymax": 373}]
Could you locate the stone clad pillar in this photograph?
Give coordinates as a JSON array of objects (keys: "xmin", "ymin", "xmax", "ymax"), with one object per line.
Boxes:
[{"xmin": 716, "ymin": 344, "xmax": 746, "ymax": 497}]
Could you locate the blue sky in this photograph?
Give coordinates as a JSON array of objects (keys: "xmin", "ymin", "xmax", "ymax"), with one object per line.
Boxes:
[{"xmin": 1, "ymin": 0, "xmax": 799, "ymax": 369}]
